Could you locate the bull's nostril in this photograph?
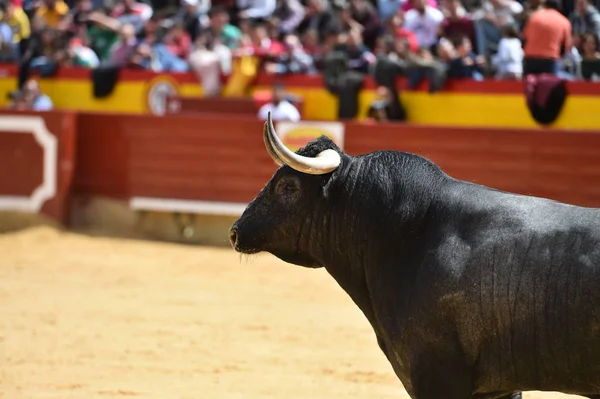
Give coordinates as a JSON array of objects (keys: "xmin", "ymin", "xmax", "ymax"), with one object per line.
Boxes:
[{"xmin": 229, "ymin": 229, "xmax": 238, "ymax": 248}]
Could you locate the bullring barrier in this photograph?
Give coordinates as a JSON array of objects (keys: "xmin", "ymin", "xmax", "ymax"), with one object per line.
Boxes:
[{"xmin": 1, "ymin": 110, "xmax": 600, "ymax": 244}]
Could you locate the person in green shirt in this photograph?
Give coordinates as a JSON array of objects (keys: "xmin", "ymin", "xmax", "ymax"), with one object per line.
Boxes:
[
  {"xmin": 84, "ymin": 10, "xmax": 120, "ymax": 61},
  {"xmin": 207, "ymin": 5, "xmax": 241, "ymax": 50}
]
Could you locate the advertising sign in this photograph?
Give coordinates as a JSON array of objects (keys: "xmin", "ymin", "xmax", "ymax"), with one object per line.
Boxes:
[{"xmin": 274, "ymin": 121, "xmax": 345, "ymax": 152}]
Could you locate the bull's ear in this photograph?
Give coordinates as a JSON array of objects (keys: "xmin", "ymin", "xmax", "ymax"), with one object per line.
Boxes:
[{"xmin": 320, "ymin": 161, "xmax": 342, "ymax": 201}]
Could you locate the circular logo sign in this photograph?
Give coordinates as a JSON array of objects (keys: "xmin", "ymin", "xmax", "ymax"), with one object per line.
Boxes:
[{"xmin": 145, "ymin": 76, "xmax": 180, "ymax": 116}]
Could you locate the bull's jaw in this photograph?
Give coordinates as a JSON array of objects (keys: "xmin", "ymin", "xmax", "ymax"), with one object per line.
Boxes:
[{"xmin": 269, "ymin": 249, "xmax": 323, "ymax": 269}]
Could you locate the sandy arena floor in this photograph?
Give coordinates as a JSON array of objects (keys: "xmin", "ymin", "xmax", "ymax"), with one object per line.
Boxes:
[{"xmin": 0, "ymin": 225, "xmax": 587, "ymax": 399}]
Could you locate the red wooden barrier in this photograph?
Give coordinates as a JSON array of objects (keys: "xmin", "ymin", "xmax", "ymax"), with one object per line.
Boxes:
[
  {"xmin": 72, "ymin": 113, "xmax": 600, "ymax": 209},
  {"xmin": 0, "ymin": 110, "xmax": 77, "ymax": 224},
  {"xmin": 345, "ymin": 123, "xmax": 600, "ymax": 208}
]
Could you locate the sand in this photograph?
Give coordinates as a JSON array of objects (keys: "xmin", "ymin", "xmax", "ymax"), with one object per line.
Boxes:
[{"xmin": 0, "ymin": 225, "xmax": 586, "ymax": 399}]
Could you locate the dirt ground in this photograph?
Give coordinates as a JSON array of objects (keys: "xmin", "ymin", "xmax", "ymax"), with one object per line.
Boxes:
[{"xmin": 0, "ymin": 225, "xmax": 587, "ymax": 399}]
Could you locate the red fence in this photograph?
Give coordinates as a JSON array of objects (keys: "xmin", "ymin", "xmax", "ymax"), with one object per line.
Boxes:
[{"xmin": 2, "ymin": 110, "xmax": 600, "ymax": 226}]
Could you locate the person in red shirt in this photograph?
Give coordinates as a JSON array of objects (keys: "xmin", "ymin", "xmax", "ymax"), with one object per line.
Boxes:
[
  {"xmin": 522, "ymin": 0, "xmax": 571, "ymax": 75},
  {"xmin": 164, "ymin": 22, "xmax": 192, "ymax": 60},
  {"xmin": 239, "ymin": 22, "xmax": 286, "ymax": 56},
  {"xmin": 385, "ymin": 10, "xmax": 419, "ymax": 52}
]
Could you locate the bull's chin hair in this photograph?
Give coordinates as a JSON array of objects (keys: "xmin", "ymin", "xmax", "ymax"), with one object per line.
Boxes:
[{"xmin": 239, "ymin": 252, "xmax": 263, "ymax": 264}]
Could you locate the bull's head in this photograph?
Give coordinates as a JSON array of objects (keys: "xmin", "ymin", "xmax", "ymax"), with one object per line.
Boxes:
[{"xmin": 229, "ymin": 112, "xmax": 343, "ymax": 268}]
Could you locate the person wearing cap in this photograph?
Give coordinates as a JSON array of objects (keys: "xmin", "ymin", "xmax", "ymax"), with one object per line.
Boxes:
[
  {"xmin": 257, "ymin": 83, "xmax": 301, "ymax": 122},
  {"xmin": 522, "ymin": 0, "xmax": 572, "ymax": 75}
]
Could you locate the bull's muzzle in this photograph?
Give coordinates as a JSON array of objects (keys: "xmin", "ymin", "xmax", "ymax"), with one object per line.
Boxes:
[{"xmin": 228, "ymin": 225, "xmax": 239, "ymax": 250}]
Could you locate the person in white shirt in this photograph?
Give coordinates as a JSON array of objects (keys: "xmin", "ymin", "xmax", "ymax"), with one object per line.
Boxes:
[
  {"xmin": 403, "ymin": 0, "xmax": 445, "ymax": 49},
  {"xmin": 257, "ymin": 84, "xmax": 301, "ymax": 122},
  {"xmin": 491, "ymin": 24, "xmax": 523, "ymax": 79}
]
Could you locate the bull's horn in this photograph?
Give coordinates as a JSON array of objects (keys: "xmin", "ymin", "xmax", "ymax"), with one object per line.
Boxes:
[
  {"xmin": 265, "ymin": 112, "xmax": 341, "ymax": 175},
  {"xmin": 263, "ymin": 122, "xmax": 284, "ymax": 166}
]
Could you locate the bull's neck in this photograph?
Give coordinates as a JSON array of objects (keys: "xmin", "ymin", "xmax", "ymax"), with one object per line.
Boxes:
[{"xmin": 314, "ymin": 155, "xmax": 445, "ymax": 325}]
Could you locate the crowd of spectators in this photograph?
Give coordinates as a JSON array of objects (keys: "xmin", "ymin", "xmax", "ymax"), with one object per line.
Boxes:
[{"xmin": 0, "ymin": 0, "xmax": 599, "ymax": 106}]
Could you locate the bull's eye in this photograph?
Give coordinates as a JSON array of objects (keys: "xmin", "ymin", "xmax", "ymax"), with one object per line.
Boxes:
[{"xmin": 275, "ymin": 178, "xmax": 299, "ymax": 196}]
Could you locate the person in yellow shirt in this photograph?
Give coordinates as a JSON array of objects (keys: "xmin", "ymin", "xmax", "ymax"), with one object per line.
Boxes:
[
  {"xmin": 0, "ymin": 2, "xmax": 31, "ymax": 57},
  {"xmin": 34, "ymin": 0, "xmax": 69, "ymax": 29}
]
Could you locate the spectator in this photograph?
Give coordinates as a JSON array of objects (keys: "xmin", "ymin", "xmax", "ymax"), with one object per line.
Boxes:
[
  {"xmin": 172, "ymin": 0, "xmax": 210, "ymax": 41},
  {"xmin": 403, "ymin": 0, "xmax": 445, "ymax": 51},
  {"xmin": 349, "ymin": 0, "xmax": 382, "ymax": 49},
  {"xmin": 20, "ymin": 78, "xmax": 54, "ymax": 110},
  {"xmin": 189, "ymin": 26, "xmax": 232, "ymax": 95},
  {"xmin": 267, "ymin": 32, "xmax": 316, "ymax": 74},
  {"xmin": 28, "ymin": 26, "xmax": 65, "ymax": 75},
  {"xmin": 386, "ymin": 11, "xmax": 418, "ymax": 53},
  {"xmin": 522, "ymin": 0, "xmax": 571, "ymax": 75},
  {"xmin": 257, "ymin": 82, "xmax": 300, "ymax": 121},
  {"xmin": 0, "ymin": 1, "xmax": 31, "ymax": 59},
  {"xmin": 110, "ymin": 0, "xmax": 153, "ymax": 34},
  {"xmin": 570, "ymin": 0, "xmax": 600, "ymax": 44},
  {"xmin": 581, "ymin": 31, "xmax": 600, "ymax": 59},
  {"xmin": 401, "ymin": 0, "xmax": 438, "ymax": 13},
  {"xmin": 164, "ymin": 21, "xmax": 191, "ymax": 59},
  {"xmin": 580, "ymin": 32, "xmax": 600, "ymax": 79},
  {"xmin": 387, "ymin": 34, "xmax": 411, "ymax": 66},
  {"xmin": 340, "ymin": 27, "xmax": 376, "ymax": 73},
  {"xmin": 34, "ymin": 0, "xmax": 70, "ymax": 29},
  {"xmin": 86, "ymin": 10, "xmax": 121, "ymax": 61},
  {"xmin": 66, "ymin": 35, "xmax": 100, "ymax": 66},
  {"xmin": 302, "ymin": 27, "xmax": 336, "ymax": 69},
  {"xmin": 473, "ymin": 0, "xmax": 522, "ymax": 56},
  {"xmin": 206, "ymin": 5, "xmax": 242, "ymax": 49},
  {"xmin": 271, "ymin": 0, "xmax": 305, "ymax": 35},
  {"xmin": 377, "ymin": 0, "xmax": 401, "ymax": 23},
  {"xmin": 440, "ymin": 0, "xmax": 477, "ymax": 53},
  {"xmin": 367, "ymin": 85, "xmax": 406, "ymax": 121},
  {"xmin": 439, "ymin": 0, "xmax": 467, "ymax": 16},
  {"xmin": 300, "ymin": 27, "xmax": 318, "ymax": 52},
  {"xmin": 405, "ymin": 45, "xmax": 448, "ymax": 92},
  {"xmin": 108, "ymin": 22, "xmax": 138, "ymax": 65},
  {"xmin": 515, "ymin": 0, "xmax": 542, "ymax": 27},
  {"xmin": 0, "ymin": 24, "xmax": 17, "ymax": 61},
  {"xmin": 59, "ymin": 0, "xmax": 93, "ymax": 39},
  {"xmin": 241, "ymin": 21, "xmax": 285, "ymax": 56},
  {"xmin": 236, "ymin": 0, "xmax": 276, "ymax": 21},
  {"xmin": 297, "ymin": 0, "xmax": 340, "ymax": 41},
  {"xmin": 447, "ymin": 34, "xmax": 485, "ymax": 79},
  {"xmin": 490, "ymin": 23, "xmax": 523, "ymax": 79}
]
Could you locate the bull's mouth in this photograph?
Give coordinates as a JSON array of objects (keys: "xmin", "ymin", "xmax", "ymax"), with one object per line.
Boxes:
[{"xmin": 233, "ymin": 247, "xmax": 261, "ymax": 255}]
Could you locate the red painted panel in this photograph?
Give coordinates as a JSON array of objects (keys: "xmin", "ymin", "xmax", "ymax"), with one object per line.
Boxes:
[
  {"xmin": 74, "ymin": 112, "xmax": 130, "ymax": 198},
  {"xmin": 124, "ymin": 114, "xmax": 275, "ymax": 203},
  {"xmin": 0, "ymin": 133, "xmax": 43, "ymax": 196},
  {"xmin": 0, "ymin": 110, "xmax": 78, "ymax": 224}
]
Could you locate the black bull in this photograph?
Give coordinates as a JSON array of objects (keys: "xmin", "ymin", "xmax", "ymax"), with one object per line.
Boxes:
[{"xmin": 229, "ymin": 113, "xmax": 600, "ymax": 399}]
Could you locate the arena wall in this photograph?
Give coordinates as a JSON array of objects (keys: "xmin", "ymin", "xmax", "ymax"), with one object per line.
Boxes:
[{"xmin": 2, "ymin": 110, "xmax": 600, "ymax": 245}]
